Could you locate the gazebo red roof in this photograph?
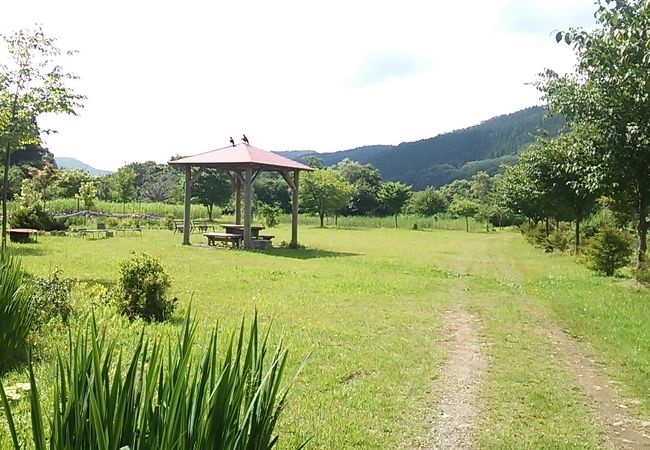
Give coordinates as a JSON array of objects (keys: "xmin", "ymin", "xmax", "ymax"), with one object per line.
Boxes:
[{"xmin": 168, "ymin": 143, "xmax": 314, "ymax": 171}]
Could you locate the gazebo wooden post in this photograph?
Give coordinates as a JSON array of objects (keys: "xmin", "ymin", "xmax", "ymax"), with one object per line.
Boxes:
[
  {"xmin": 243, "ymin": 166, "xmax": 253, "ymax": 249},
  {"xmin": 182, "ymin": 165, "xmax": 192, "ymax": 245},
  {"xmin": 292, "ymin": 170, "xmax": 299, "ymax": 247},
  {"xmin": 235, "ymin": 176, "xmax": 242, "ymax": 225}
]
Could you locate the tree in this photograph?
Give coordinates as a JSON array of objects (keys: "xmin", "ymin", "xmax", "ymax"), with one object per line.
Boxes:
[
  {"xmin": 111, "ymin": 167, "xmax": 136, "ymax": 213},
  {"xmin": 27, "ymin": 162, "xmax": 56, "ymax": 209},
  {"xmin": 76, "ymin": 180, "xmax": 98, "ymax": 211},
  {"xmin": 300, "ymin": 169, "xmax": 354, "ymax": 227},
  {"xmin": 335, "ymin": 158, "xmax": 382, "ymax": 215},
  {"xmin": 54, "ymin": 168, "xmax": 92, "ymax": 198},
  {"xmin": 377, "ymin": 181, "xmax": 412, "ymax": 228},
  {"xmin": 441, "ymin": 178, "xmax": 472, "ymax": 204},
  {"xmin": 254, "ymin": 173, "xmax": 291, "ymax": 213},
  {"xmin": 408, "ymin": 187, "xmax": 447, "ymax": 216},
  {"xmin": 140, "ymin": 173, "xmax": 180, "ymax": 203},
  {"xmin": 0, "ymin": 27, "xmax": 83, "ymax": 249},
  {"xmin": 540, "ymin": 0, "xmax": 650, "ymax": 268},
  {"xmin": 191, "ymin": 169, "xmax": 232, "ymax": 221},
  {"xmin": 449, "ymin": 198, "xmax": 480, "ymax": 232}
]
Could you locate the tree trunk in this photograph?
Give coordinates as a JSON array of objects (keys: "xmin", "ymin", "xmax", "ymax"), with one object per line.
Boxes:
[
  {"xmin": 207, "ymin": 204, "xmax": 213, "ymax": 221},
  {"xmin": 335, "ymin": 214, "xmax": 338, "ymax": 227},
  {"xmin": 545, "ymin": 217, "xmax": 550, "ymax": 237},
  {"xmin": 575, "ymin": 210, "xmax": 582, "ymax": 255},
  {"xmin": 637, "ymin": 200, "xmax": 648, "ymax": 270},
  {"xmin": 394, "ymin": 214, "xmax": 398, "ymax": 229},
  {"xmin": 319, "ymin": 212, "xmax": 324, "ymax": 228},
  {"xmin": 1, "ymin": 145, "xmax": 11, "ymax": 252},
  {"xmin": 465, "ymin": 216, "xmax": 469, "ymax": 232}
]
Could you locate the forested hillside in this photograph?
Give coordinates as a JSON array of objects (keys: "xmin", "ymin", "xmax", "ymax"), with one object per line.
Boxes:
[{"xmin": 280, "ymin": 106, "xmax": 564, "ymax": 189}]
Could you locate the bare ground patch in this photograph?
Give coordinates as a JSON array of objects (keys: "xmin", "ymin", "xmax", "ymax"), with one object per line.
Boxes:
[
  {"xmin": 410, "ymin": 305, "xmax": 487, "ymax": 449},
  {"xmin": 544, "ymin": 323, "xmax": 650, "ymax": 449}
]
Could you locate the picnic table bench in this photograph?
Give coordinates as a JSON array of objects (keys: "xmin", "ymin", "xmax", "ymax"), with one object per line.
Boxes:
[
  {"xmin": 113, "ymin": 226, "xmax": 142, "ymax": 236},
  {"xmin": 9, "ymin": 228, "xmax": 38, "ymax": 243},
  {"xmin": 174, "ymin": 219, "xmax": 216, "ymax": 233},
  {"xmin": 203, "ymin": 232, "xmax": 242, "ymax": 248},
  {"xmin": 78, "ymin": 228, "xmax": 110, "ymax": 239}
]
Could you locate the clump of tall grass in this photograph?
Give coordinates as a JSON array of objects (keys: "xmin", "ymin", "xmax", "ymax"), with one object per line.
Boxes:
[
  {"xmin": 0, "ymin": 255, "xmax": 33, "ymax": 373},
  {"xmin": 0, "ymin": 309, "xmax": 307, "ymax": 449}
]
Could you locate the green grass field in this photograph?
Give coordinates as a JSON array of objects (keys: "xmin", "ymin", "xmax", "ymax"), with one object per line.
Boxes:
[{"xmin": 2, "ymin": 224, "xmax": 649, "ymax": 449}]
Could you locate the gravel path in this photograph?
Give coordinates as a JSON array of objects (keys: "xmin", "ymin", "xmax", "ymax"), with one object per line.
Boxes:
[{"xmin": 424, "ymin": 305, "xmax": 486, "ymax": 449}]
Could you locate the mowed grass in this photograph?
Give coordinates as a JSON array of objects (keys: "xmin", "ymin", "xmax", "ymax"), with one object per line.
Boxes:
[{"xmin": 2, "ymin": 225, "xmax": 650, "ymax": 449}]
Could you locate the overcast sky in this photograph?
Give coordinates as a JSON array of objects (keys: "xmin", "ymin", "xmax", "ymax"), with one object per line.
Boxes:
[{"xmin": 2, "ymin": 0, "xmax": 596, "ymax": 171}]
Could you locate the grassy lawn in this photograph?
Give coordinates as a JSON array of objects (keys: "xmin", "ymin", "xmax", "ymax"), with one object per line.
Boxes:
[{"xmin": 2, "ymin": 224, "xmax": 649, "ymax": 449}]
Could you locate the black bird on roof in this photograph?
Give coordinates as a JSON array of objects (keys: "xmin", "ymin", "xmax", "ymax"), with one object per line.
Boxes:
[
  {"xmin": 229, "ymin": 136, "xmax": 235, "ymax": 147},
  {"xmin": 242, "ymin": 134, "xmax": 249, "ymax": 145}
]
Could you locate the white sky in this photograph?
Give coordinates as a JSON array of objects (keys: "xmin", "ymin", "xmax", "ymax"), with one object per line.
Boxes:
[{"xmin": 1, "ymin": 0, "xmax": 596, "ymax": 171}]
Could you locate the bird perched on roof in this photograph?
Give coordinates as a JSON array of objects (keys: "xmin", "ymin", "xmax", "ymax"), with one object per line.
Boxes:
[
  {"xmin": 242, "ymin": 134, "xmax": 249, "ymax": 145},
  {"xmin": 229, "ymin": 136, "xmax": 235, "ymax": 147}
]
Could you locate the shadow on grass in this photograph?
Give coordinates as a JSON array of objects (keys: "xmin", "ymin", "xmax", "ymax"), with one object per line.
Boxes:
[
  {"xmin": 8, "ymin": 245, "xmax": 47, "ymax": 257},
  {"xmin": 258, "ymin": 247, "xmax": 360, "ymax": 260}
]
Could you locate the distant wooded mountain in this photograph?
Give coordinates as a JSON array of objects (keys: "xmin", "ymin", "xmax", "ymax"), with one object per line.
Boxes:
[
  {"xmin": 278, "ymin": 106, "xmax": 564, "ymax": 190},
  {"xmin": 54, "ymin": 157, "xmax": 112, "ymax": 176}
]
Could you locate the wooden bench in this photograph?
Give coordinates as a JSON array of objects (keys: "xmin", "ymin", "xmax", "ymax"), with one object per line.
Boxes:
[
  {"xmin": 193, "ymin": 220, "xmax": 215, "ymax": 233},
  {"xmin": 204, "ymin": 232, "xmax": 242, "ymax": 248},
  {"xmin": 9, "ymin": 228, "xmax": 38, "ymax": 243},
  {"xmin": 258, "ymin": 234, "xmax": 275, "ymax": 241},
  {"xmin": 173, "ymin": 219, "xmax": 188, "ymax": 233}
]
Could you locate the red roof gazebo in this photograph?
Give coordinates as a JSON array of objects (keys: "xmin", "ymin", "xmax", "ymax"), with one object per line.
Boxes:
[{"xmin": 169, "ymin": 142, "xmax": 314, "ymax": 249}]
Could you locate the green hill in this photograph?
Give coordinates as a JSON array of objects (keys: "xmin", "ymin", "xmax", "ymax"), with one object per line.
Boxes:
[
  {"xmin": 279, "ymin": 106, "xmax": 564, "ymax": 190},
  {"xmin": 54, "ymin": 157, "xmax": 112, "ymax": 176}
]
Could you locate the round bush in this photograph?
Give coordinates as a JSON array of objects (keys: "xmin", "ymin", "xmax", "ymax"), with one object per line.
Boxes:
[
  {"xmin": 115, "ymin": 252, "xmax": 177, "ymax": 321},
  {"xmin": 583, "ymin": 223, "xmax": 633, "ymax": 276}
]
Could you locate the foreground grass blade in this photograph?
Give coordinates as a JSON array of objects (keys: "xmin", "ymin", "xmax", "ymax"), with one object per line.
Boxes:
[{"xmin": 0, "ymin": 308, "xmax": 306, "ymax": 449}]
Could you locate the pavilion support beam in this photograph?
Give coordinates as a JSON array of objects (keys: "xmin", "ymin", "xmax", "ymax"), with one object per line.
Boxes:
[
  {"xmin": 243, "ymin": 166, "xmax": 253, "ymax": 249},
  {"xmin": 291, "ymin": 170, "xmax": 299, "ymax": 247},
  {"xmin": 235, "ymin": 178, "xmax": 242, "ymax": 225},
  {"xmin": 183, "ymin": 165, "xmax": 192, "ymax": 245}
]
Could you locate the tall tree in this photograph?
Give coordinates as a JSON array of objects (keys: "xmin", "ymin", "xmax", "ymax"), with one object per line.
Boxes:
[
  {"xmin": 0, "ymin": 27, "xmax": 83, "ymax": 249},
  {"xmin": 335, "ymin": 158, "xmax": 382, "ymax": 215},
  {"xmin": 540, "ymin": 0, "xmax": 650, "ymax": 268},
  {"xmin": 300, "ymin": 169, "xmax": 354, "ymax": 227},
  {"xmin": 449, "ymin": 198, "xmax": 480, "ymax": 232},
  {"xmin": 408, "ymin": 187, "xmax": 447, "ymax": 217},
  {"xmin": 111, "ymin": 167, "xmax": 136, "ymax": 213},
  {"xmin": 27, "ymin": 162, "xmax": 56, "ymax": 209},
  {"xmin": 54, "ymin": 168, "xmax": 92, "ymax": 198},
  {"xmin": 191, "ymin": 169, "xmax": 232, "ymax": 220},
  {"xmin": 377, "ymin": 181, "xmax": 412, "ymax": 228}
]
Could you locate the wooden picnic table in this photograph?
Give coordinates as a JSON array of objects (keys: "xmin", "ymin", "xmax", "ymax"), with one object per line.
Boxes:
[{"xmin": 221, "ymin": 224, "xmax": 265, "ymax": 238}]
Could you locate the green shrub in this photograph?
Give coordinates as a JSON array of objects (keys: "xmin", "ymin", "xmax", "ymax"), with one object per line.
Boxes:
[
  {"xmin": 26, "ymin": 269, "xmax": 73, "ymax": 326},
  {"xmin": 9, "ymin": 205, "xmax": 67, "ymax": 231},
  {"xmin": 0, "ymin": 310, "xmax": 305, "ymax": 450},
  {"xmin": 115, "ymin": 251, "xmax": 177, "ymax": 321},
  {"xmin": 0, "ymin": 255, "xmax": 33, "ymax": 373},
  {"xmin": 520, "ymin": 222, "xmax": 547, "ymax": 247},
  {"xmin": 583, "ymin": 223, "xmax": 633, "ymax": 276},
  {"xmin": 545, "ymin": 224, "xmax": 570, "ymax": 253},
  {"xmin": 106, "ymin": 217, "xmax": 120, "ymax": 228},
  {"xmin": 258, "ymin": 202, "xmax": 282, "ymax": 228}
]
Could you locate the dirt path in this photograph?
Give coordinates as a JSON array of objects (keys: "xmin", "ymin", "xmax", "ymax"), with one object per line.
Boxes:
[
  {"xmin": 482, "ymin": 240, "xmax": 650, "ymax": 448},
  {"xmin": 544, "ymin": 323, "xmax": 650, "ymax": 449},
  {"xmin": 418, "ymin": 305, "xmax": 487, "ymax": 449}
]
